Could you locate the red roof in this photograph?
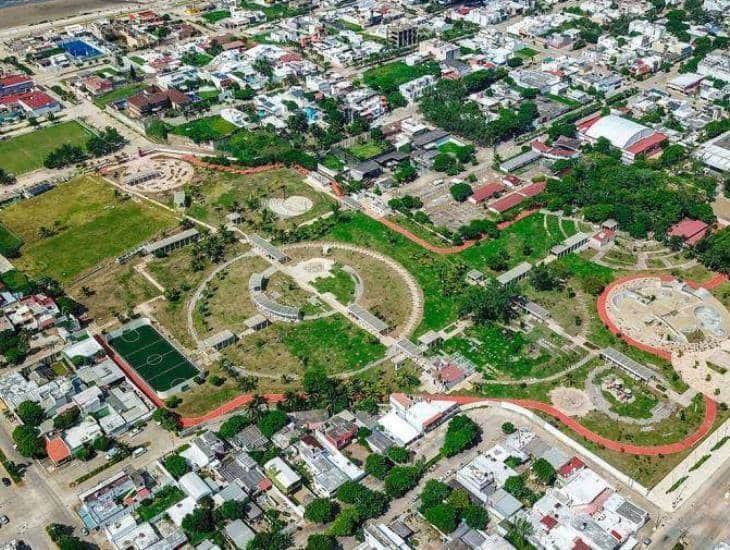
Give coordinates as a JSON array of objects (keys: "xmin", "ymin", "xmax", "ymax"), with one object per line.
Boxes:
[
  {"xmin": 540, "ymin": 515, "xmax": 558, "ymax": 531},
  {"xmin": 438, "ymin": 363, "xmax": 466, "ymax": 383},
  {"xmin": 258, "ymin": 478, "xmax": 273, "ymax": 491},
  {"xmin": 559, "ymin": 456, "xmax": 585, "ymax": 477},
  {"xmin": 519, "ymin": 181, "xmax": 546, "ymax": 198},
  {"xmin": 625, "ymin": 132, "xmax": 667, "ymax": 156},
  {"xmin": 576, "ymin": 112, "xmax": 602, "ymax": 134},
  {"xmin": 573, "ymin": 539, "xmax": 591, "ymax": 550},
  {"xmin": 470, "ymin": 182, "xmax": 505, "ymax": 203},
  {"xmin": 490, "ymin": 193, "xmax": 525, "ymax": 213},
  {"xmin": 45, "ymin": 436, "xmax": 71, "ymax": 463},
  {"xmin": 0, "ymin": 74, "xmax": 32, "ymax": 87},
  {"xmin": 278, "ymin": 53, "xmax": 301, "ymax": 63},
  {"xmin": 18, "ymin": 91, "xmax": 57, "ymax": 110},
  {"xmin": 669, "ymin": 217, "xmax": 709, "ymax": 246},
  {"xmin": 503, "ymin": 174, "xmax": 522, "ymax": 186}
]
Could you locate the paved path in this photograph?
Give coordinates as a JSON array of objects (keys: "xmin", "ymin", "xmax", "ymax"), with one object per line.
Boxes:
[{"xmin": 419, "ymin": 393, "xmax": 718, "ymax": 456}]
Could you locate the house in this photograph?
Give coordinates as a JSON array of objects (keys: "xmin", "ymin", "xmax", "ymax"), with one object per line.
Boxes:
[
  {"xmin": 232, "ymin": 425, "xmax": 269, "ymax": 452},
  {"xmin": 182, "ymin": 431, "xmax": 225, "ymax": 468},
  {"xmin": 377, "ymin": 394, "xmax": 457, "ymax": 446},
  {"xmin": 126, "ymin": 86, "xmax": 191, "ymax": 117},
  {"xmin": 264, "ymin": 457, "xmax": 301, "ymax": 494},
  {"xmin": 0, "ymin": 91, "xmax": 61, "ymax": 118},
  {"xmin": 321, "ymin": 416, "xmax": 358, "ymax": 449},
  {"xmin": 668, "ymin": 218, "xmax": 709, "ymax": 246},
  {"xmin": 45, "ymin": 435, "xmax": 72, "ymax": 465},
  {"xmin": 225, "ymin": 520, "xmax": 256, "ymax": 549},
  {"xmin": 468, "ymin": 182, "xmax": 505, "ymax": 204},
  {"xmin": 82, "ymin": 75, "xmax": 113, "ymax": 96},
  {"xmin": 0, "ymin": 74, "xmax": 33, "ymax": 97},
  {"xmin": 178, "ymin": 471, "xmax": 213, "ymax": 501}
]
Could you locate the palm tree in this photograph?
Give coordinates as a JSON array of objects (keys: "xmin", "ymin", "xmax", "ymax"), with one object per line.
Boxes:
[
  {"xmin": 510, "ymin": 517, "xmax": 534, "ymax": 542},
  {"xmin": 246, "ymin": 394, "xmax": 265, "ymax": 421}
]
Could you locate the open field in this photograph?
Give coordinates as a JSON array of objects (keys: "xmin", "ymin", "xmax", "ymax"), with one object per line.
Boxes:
[
  {"xmin": 362, "ymin": 61, "xmax": 440, "ymax": 93},
  {"xmin": 194, "ymin": 255, "xmax": 270, "ymax": 337},
  {"xmin": 460, "ymin": 212, "xmax": 575, "ymax": 272},
  {"xmin": 174, "ymin": 362, "xmax": 242, "ymax": 416},
  {"xmin": 346, "ymin": 140, "xmax": 388, "ymax": 160},
  {"xmin": 179, "ymin": 168, "xmax": 335, "ymax": 231},
  {"xmin": 68, "ymin": 261, "xmax": 159, "ymax": 323},
  {"xmin": 0, "ymin": 175, "xmax": 177, "ymax": 283},
  {"xmin": 311, "ymin": 264, "xmax": 356, "ymax": 304},
  {"xmin": 93, "ymin": 83, "xmax": 146, "ymax": 107},
  {"xmin": 221, "ymin": 314, "xmax": 385, "ymax": 379},
  {"xmin": 286, "ymin": 245, "xmax": 414, "ymax": 332},
  {"xmin": 201, "ymin": 9, "xmax": 230, "ymax": 22},
  {"xmin": 439, "ymin": 323, "xmax": 582, "ymax": 380},
  {"xmin": 0, "ymin": 121, "xmax": 94, "ymax": 175},
  {"xmin": 171, "ymin": 115, "xmax": 237, "ymax": 142}
]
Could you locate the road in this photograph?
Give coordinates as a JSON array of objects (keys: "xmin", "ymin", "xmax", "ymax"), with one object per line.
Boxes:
[{"xmin": 649, "ymin": 456, "xmax": 730, "ymax": 549}]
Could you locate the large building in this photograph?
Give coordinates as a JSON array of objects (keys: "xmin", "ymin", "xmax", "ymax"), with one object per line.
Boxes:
[
  {"xmin": 577, "ymin": 113, "xmax": 667, "ymax": 162},
  {"xmin": 388, "ymin": 23, "xmax": 419, "ymax": 48}
]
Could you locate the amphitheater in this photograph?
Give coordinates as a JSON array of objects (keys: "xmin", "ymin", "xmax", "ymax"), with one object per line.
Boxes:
[
  {"xmin": 119, "ymin": 156, "xmax": 194, "ymax": 193},
  {"xmin": 603, "ymin": 276, "xmax": 730, "ymax": 355}
]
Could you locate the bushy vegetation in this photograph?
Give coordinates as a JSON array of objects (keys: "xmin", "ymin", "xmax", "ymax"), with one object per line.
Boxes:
[
  {"xmin": 441, "ymin": 415, "xmax": 482, "ymax": 457},
  {"xmin": 419, "ymin": 480, "xmax": 489, "ymax": 534}
]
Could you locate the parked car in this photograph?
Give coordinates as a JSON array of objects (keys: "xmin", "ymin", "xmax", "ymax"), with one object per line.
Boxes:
[{"xmin": 1, "ymin": 478, "xmax": 11, "ymax": 487}]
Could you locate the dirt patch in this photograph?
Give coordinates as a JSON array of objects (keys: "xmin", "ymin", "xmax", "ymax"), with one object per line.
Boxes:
[{"xmin": 550, "ymin": 387, "xmax": 595, "ymax": 417}]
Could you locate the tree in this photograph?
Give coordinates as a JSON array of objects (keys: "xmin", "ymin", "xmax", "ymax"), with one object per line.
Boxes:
[
  {"xmin": 450, "ymin": 182, "xmax": 473, "ymax": 202},
  {"xmin": 501, "ymin": 422, "xmax": 516, "ymax": 434},
  {"xmin": 218, "ymin": 414, "xmax": 250, "ymax": 439},
  {"xmin": 16, "ymin": 400, "xmax": 44, "ymax": 426},
  {"xmin": 92, "ymin": 435, "xmax": 113, "ymax": 452},
  {"xmin": 12, "ymin": 425, "xmax": 45, "ymax": 457},
  {"xmin": 153, "ymin": 408, "xmax": 180, "ymax": 432},
  {"xmin": 257, "ymin": 409, "xmax": 288, "ymax": 438},
  {"xmin": 424, "ymin": 503, "xmax": 459, "ymax": 533},
  {"xmin": 386, "ymin": 446, "xmax": 409, "ymax": 464},
  {"xmin": 216, "ymin": 499, "xmax": 247, "ymax": 521},
  {"xmin": 163, "ymin": 454, "xmax": 190, "ymax": 479},
  {"xmin": 182, "ymin": 505, "xmax": 215, "ymax": 538},
  {"xmin": 335, "ymin": 481, "xmax": 388, "ymax": 519},
  {"xmin": 306, "ymin": 534, "xmax": 339, "ymax": 550},
  {"xmin": 365, "ymin": 453, "xmax": 391, "ymax": 479},
  {"xmin": 442, "ymin": 415, "xmax": 481, "ymax": 457},
  {"xmin": 462, "ymin": 504, "xmax": 488, "ymax": 529},
  {"xmin": 507, "ymin": 57, "xmax": 523, "ymax": 67},
  {"xmin": 384, "ymin": 464, "xmax": 423, "ymax": 498},
  {"xmin": 530, "ymin": 264, "xmax": 564, "ymax": 291},
  {"xmin": 696, "ymin": 227, "xmax": 730, "ymax": 275},
  {"xmin": 328, "ymin": 507, "xmax": 361, "ymax": 537},
  {"xmin": 532, "ymin": 458, "xmax": 557, "ymax": 485},
  {"xmin": 305, "ymin": 498, "xmax": 338, "ymax": 524},
  {"xmin": 459, "ymin": 280, "xmax": 518, "ymax": 324},
  {"xmin": 420, "ymin": 479, "xmax": 450, "ymax": 510},
  {"xmin": 0, "ymin": 167, "xmax": 16, "ymax": 186}
]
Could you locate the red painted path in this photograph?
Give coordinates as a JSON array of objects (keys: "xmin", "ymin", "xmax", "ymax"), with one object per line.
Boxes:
[{"xmin": 422, "ymin": 393, "xmax": 718, "ymax": 456}]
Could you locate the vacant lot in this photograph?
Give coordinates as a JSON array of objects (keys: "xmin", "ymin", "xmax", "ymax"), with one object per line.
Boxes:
[
  {"xmin": 363, "ymin": 61, "xmax": 440, "ymax": 93},
  {"xmin": 181, "ymin": 167, "xmax": 334, "ymax": 231},
  {"xmin": 0, "ymin": 175, "xmax": 177, "ymax": 283},
  {"xmin": 0, "ymin": 121, "xmax": 94, "ymax": 175},
  {"xmin": 347, "ymin": 140, "xmax": 388, "ymax": 161},
  {"xmin": 93, "ymin": 83, "xmax": 146, "ymax": 108},
  {"xmin": 68, "ymin": 261, "xmax": 158, "ymax": 323},
  {"xmin": 171, "ymin": 115, "xmax": 237, "ymax": 142}
]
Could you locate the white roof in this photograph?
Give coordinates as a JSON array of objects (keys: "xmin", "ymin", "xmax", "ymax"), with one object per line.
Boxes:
[
  {"xmin": 181, "ymin": 445, "xmax": 211, "ymax": 469},
  {"xmin": 378, "ymin": 410, "xmax": 420, "ymax": 446},
  {"xmin": 668, "ymin": 72, "xmax": 704, "ymax": 88},
  {"xmin": 585, "ymin": 115, "xmax": 651, "ymax": 149},
  {"xmin": 166, "ymin": 495, "xmax": 197, "ymax": 526},
  {"xmin": 561, "ymin": 468, "xmax": 610, "ymax": 505},
  {"xmin": 178, "ymin": 471, "xmax": 213, "ymax": 501},
  {"xmin": 64, "ymin": 337, "xmax": 103, "ymax": 359},
  {"xmin": 401, "ymin": 399, "xmax": 455, "ymax": 431},
  {"xmin": 264, "ymin": 457, "xmax": 301, "ymax": 489}
]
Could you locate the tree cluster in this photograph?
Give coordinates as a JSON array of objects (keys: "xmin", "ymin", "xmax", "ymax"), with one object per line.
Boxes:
[{"xmin": 441, "ymin": 415, "xmax": 482, "ymax": 457}]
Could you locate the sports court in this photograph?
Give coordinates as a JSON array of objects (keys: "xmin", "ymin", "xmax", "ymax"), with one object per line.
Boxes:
[{"xmin": 108, "ymin": 323, "xmax": 198, "ymax": 394}]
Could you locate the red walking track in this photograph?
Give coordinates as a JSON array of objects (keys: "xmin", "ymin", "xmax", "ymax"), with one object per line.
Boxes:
[{"xmin": 111, "ymin": 159, "xmax": 722, "ymax": 450}]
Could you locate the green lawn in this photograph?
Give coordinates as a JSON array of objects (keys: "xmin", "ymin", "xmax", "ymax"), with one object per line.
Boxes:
[
  {"xmin": 93, "ymin": 82, "xmax": 146, "ymax": 108},
  {"xmin": 0, "ymin": 175, "xmax": 177, "ymax": 282},
  {"xmin": 515, "ymin": 47, "xmax": 538, "ymax": 58},
  {"xmin": 312, "ymin": 264, "xmax": 356, "ymax": 304},
  {"xmin": 347, "ymin": 140, "xmax": 388, "ymax": 161},
  {"xmin": 201, "ymin": 9, "xmax": 230, "ymax": 22},
  {"xmin": 0, "ymin": 121, "xmax": 94, "ymax": 175},
  {"xmin": 281, "ymin": 314, "xmax": 385, "ymax": 374},
  {"xmin": 137, "ymin": 485, "xmax": 185, "ymax": 521},
  {"xmin": 439, "ymin": 323, "xmax": 581, "ymax": 380},
  {"xmin": 598, "ymin": 371, "xmax": 659, "ymax": 419},
  {"xmin": 363, "ymin": 61, "xmax": 441, "ymax": 93},
  {"xmin": 184, "ymin": 167, "xmax": 334, "ymax": 231},
  {"xmin": 182, "ymin": 52, "xmax": 213, "ymax": 67},
  {"xmin": 460, "ymin": 213, "xmax": 565, "ymax": 272},
  {"xmin": 171, "ymin": 115, "xmax": 237, "ymax": 142},
  {"xmin": 438, "ymin": 141, "xmax": 471, "ymax": 157},
  {"xmin": 0, "ymin": 224, "xmax": 23, "ymax": 257}
]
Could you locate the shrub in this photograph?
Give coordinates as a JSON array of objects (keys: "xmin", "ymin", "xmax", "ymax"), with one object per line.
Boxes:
[
  {"xmin": 442, "ymin": 415, "xmax": 481, "ymax": 457},
  {"xmin": 305, "ymin": 498, "xmax": 338, "ymax": 524}
]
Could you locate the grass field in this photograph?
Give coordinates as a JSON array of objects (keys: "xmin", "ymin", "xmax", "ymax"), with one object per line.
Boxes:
[
  {"xmin": 0, "ymin": 175, "xmax": 177, "ymax": 283},
  {"xmin": 598, "ymin": 371, "xmax": 659, "ymax": 419},
  {"xmin": 0, "ymin": 224, "xmax": 23, "ymax": 257},
  {"xmin": 439, "ymin": 323, "xmax": 581, "ymax": 380},
  {"xmin": 347, "ymin": 140, "xmax": 388, "ymax": 161},
  {"xmin": 93, "ymin": 83, "xmax": 146, "ymax": 108},
  {"xmin": 108, "ymin": 323, "xmax": 198, "ymax": 393},
  {"xmin": 182, "ymin": 167, "xmax": 335, "ymax": 231},
  {"xmin": 171, "ymin": 115, "xmax": 237, "ymax": 142},
  {"xmin": 201, "ymin": 9, "xmax": 230, "ymax": 22},
  {"xmin": 0, "ymin": 121, "xmax": 94, "ymax": 175},
  {"xmin": 363, "ymin": 61, "xmax": 441, "ymax": 93},
  {"xmin": 312, "ymin": 264, "xmax": 356, "ymax": 304}
]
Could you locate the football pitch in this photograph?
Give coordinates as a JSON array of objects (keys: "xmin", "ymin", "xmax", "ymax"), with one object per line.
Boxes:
[{"xmin": 108, "ymin": 324, "xmax": 198, "ymax": 393}]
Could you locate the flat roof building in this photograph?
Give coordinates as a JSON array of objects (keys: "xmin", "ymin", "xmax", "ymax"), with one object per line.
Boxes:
[
  {"xmin": 347, "ymin": 303, "xmax": 389, "ymax": 334},
  {"xmin": 142, "ymin": 229, "xmax": 199, "ymax": 256},
  {"xmin": 550, "ymin": 232, "xmax": 590, "ymax": 257},
  {"xmin": 600, "ymin": 347, "xmax": 655, "ymax": 381},
  {"xmin": 496, "ymin": 261, "xmax": 532, "ymax": 285},
  {"xmin": 248, "ymin": 234, "xmax": 289, "ymax": 263}
]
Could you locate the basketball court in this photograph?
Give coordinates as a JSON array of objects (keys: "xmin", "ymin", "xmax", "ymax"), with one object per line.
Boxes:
[{"xmin": 108, "ymin": 323, "xmax": 198, "ymax": 394}]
